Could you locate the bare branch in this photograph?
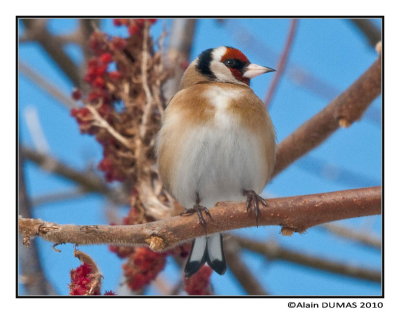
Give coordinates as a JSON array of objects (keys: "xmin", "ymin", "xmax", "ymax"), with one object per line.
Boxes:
[
  {"xmin": 19, "ymin": 62, "xmax": 78, "ymax": 110},
  {"xmin": 273, "ymin": 56, "xmax": 381, "ymax": 177},
  {"xmin": 265, "ymin": 19, "xmax": 298, "ymax": 108},
  {"xmin": 87, "ymin": 105, "xmax": 133, "ymax": 149},
  {"xmin": 225, "ymin": 241, "xmax": 268, "ymax": 295},
  {"xmin": 234, "ymin": 236, "xmax": 380, "ymax": 283},
  {"xmin": 163, "ymin": 19, "xmax": 197, "ymax": 100},
  {"xmin": 32, "ymin": 188, "xmax": 87, "ymax": 207},
  {"xmin": 319, "ymin": 223, "xmax": 381, "ymax": 250},
  {"xmin": 349, "ymin": 19, "xmax": 381, "ymax": 49},
  {"xmin": 19, "ymin": 187, "xmax": 381, "ymax": 250},
  {"xmin": 21, "ymin": 19, "xmax": 81, "ymax": 86},
  {"xmin": 18, "ymin": 151, "xmax": 56, "ymax": 295},
  {"xmin": 20, "ymin": 146, "xmax": 126, "ymax": 204}
]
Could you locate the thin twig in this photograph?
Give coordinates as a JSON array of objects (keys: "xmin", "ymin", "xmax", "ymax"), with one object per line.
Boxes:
[
  {"xmin": 19, "ymin": 62, "xmax": 78, "ymax": 110},
  {"xmin": 234, "ymin": 236, "xmax": 380, "ymax": 283},
  {"xmin": 272, "ymin": 55, "xmax": 381, "ymax": 178},
  {"xmin": 220, "ymin": 20, "xmax": 340, "ymax": 100},
  {"xmin": 296, "ymin": 155, "xmax": 380, "ymax": 187},
  {"xmin": 87, "ymin": 106, "xmax": 133, "ymax": 149},
  {"xmin": 32, "ymin": 188, "xmax": 88, "ymax": 207},
  {"xmin": 19, "ymin": 187, "xmax": 381, "ymax": 250},
  {"xmin": 23, "ymin": 106, "xmax": 51, "ymax": 153},
  {"xmin": 265, "ymin": 19, "xmax": 298, "ymax": 108},
  {"xmin": 319, "ymin": 223, "xmax": 381, "ymax": 250}
]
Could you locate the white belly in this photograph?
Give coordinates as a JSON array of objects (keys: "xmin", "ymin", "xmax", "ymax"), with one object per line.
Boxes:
[{"xmin": 170, "ymin": 122, "xmax": 267, "ymax": 209}]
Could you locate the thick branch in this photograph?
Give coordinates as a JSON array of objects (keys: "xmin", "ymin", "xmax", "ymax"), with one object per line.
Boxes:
[
  {"xmin": 21, "ymin": 19, "xmax": 81, "ymax": 86},
  {"xmin": 349, "ymin": 19, "xmax": 381, "ymax": 49},
  {"xmin": 19, "ymin": 187, "xmax": 381, "ymax": 250},
  {"xmin": 273, "ymin": 56, "xmax": 381, "ymax": 177},
  {"xmin": 163, "ymin": 19, "xmax": 197, "ymax": 100},
  {"xmin": 234, "ymin": 236, "xmax": 380, "ymax": 283}
]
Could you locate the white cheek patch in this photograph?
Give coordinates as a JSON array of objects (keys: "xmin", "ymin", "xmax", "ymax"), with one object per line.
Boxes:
[
  {"xmin": 209, "ymin": 61, "xmax": 236, "ymax": 83},
  {"xmin": 210, "ymin": 47, "xmax": 246, "ymax": 85}
]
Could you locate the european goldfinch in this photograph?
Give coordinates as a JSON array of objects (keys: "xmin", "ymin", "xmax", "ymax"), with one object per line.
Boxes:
[{"xmin": 157, "ymin": 46, "xmax": 276, "ymax": 277}]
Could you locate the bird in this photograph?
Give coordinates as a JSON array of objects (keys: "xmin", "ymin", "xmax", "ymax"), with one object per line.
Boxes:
[{"xmin": 156, "ymin": 46, "xmax": 276, "ymax": 277}]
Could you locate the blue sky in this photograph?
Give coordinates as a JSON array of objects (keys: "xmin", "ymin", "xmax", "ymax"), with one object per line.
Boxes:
[{"xmin": 18, "ymin": 18, "xmax": 382, "ymax": 296}]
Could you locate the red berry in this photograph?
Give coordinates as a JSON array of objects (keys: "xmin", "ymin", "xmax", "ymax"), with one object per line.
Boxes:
[
  {"xmin": 71, "ymin": 88, "xmax": 82, "ymax": 100},
  {"xmin": 109, "ymin": 71, "xmax": 122, "ymax": 80},
  {"xmin": 111, "ymin": 37, "xmax": 127, "ymax": 50},
  {"xmin": 100, "ymin": 53, "xmax": 113, "ymax": 64},
  {"xmin": 184, "ymin": 266, "xmax": 213, "ymax": 295},
  {"xmin": 95, "ymin": 64, "xmax": 108, "ymax": 76},
  {"xmin": 69, "ymin": 263, "xmax": 101, "ymax": 295},
  {"xmin": 128, "ymin": 24, "xmax": 140, "ymax": 35},
  {"xmin": 113, "ymin": 19, "xmax": 122, "ymax": 26},
  {"xmin": 93, "ymin": 77, "xmax": 106, "ymax": 88}
]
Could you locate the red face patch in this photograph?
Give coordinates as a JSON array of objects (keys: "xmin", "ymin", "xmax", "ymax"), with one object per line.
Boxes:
[
  {"xmin": 221, "ymin": 47, "xmax": 250, "ymax": 85},
  {"xmin": 221, "ymin": 47, "xmax": 250, "ymax": 64}
]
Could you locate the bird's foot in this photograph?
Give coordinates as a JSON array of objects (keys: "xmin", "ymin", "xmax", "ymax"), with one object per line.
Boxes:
[
  {"xmin": 243, "ymin": 189, "xmax": 267, "ymax": 227},
  {"xmin": 181, "ymin": 204, "xmax": 211, "ymax": 226}
]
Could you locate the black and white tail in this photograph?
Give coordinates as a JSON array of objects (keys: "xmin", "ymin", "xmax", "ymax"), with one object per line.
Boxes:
[{"xmin": 184, "ymin": 233, "xmax": 226, "ymax": 277}]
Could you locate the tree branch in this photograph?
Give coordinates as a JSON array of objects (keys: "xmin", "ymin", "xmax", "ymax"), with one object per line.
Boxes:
[
  {"xmin": 225, "ymin": 241, "xmax": 268, "ymax": 295},
  {"xmin": 20, "ymin": 146, "xmax": 126, "ymax": 204},
  {"xmin": 19, "ymin": 62, "xmax": 78, "ymax": 110},
  {"xmin": 349, "ymin": 19, "xmax": 381, "ymax": 49},
  {"xmin": 234, "ymin": 236, "xmax": 380, "ymax": 283},
  {"xmin": 163, "ymin": 19, "xmax": 197, "ymax": 100},
  {"xmin": 21, "ymin": 19, "xmax": 81, "ymax": 87},
  {"xmin": 273, "ymin": 56, "xmax": 381, "ymax": 177},
  {"xmin": 319, "ymin": 223, "xmax": 381, "ymax": 250},
  {"xmin": 18, "ymin": 150, "xmax": 56, "ymax": 295},
  {"xmin": 19, "ymin": 187, "xmax": 381, "ymax": 250},
  {"xmin": 265, "ymin": 19, "xmax": 298, "ymax": 108}
]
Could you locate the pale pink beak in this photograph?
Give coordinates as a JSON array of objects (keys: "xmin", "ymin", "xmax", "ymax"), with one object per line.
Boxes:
[{"xmin": 243, "ymin": 63, "xmax": 275, "ymax": 79}]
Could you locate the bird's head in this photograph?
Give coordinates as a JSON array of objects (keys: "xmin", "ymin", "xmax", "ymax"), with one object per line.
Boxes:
[{"xmin": 181, "ymin": 46, "xmax": 275, "ymax": 89}]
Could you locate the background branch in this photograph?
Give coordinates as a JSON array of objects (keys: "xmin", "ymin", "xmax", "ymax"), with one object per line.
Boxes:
[
  {"xmin": 264, "ymin": 19, "xmax": 298, "ymax": 108},
  {"xmin": 319, "ymin": 223, "xmax": 381, "ymax": 250},
  {"xmin": 21, "ymin": 146, "xmax": 126, "ymax": 204},
  {"xmin": 349, "ymin": 19, "xmax": 381, "ymax": 49},
  {"xmin": 233, "ymin": 236, "xmax": 380, "ymax": 283},
  {"xmin": 225, "ymin": 241, "xmax": 268, "ymax": 295},
  {"xmin": 21, "ymin": 19, "xmax": 81, "ymax": 86},
  {"xmin": 163, "ymin": 19, "xmax": 197, "ymax": 100},
  {"xmin": 19, "ymin": 187, "xmax": 381, "ymax": 250},
  {"xmin": 18, "ymin": 150, "xmax": 56, "ymax": 295},
  {"xmin": 273, "ymin": 55, "xmax": 381, "ymax": 177},
  {"xmin": 19, "ymin": 62, "xmax": 78, "ymax": 110},
  {"xmin": 32, "ymin": 188, "xmax": 88, "ymax": 207}
]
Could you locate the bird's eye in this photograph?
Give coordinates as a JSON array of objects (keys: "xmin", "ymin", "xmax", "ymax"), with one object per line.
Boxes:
[{"xmin": 223, "ymin": 59, "xmax": 238, "ymax": 68}]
